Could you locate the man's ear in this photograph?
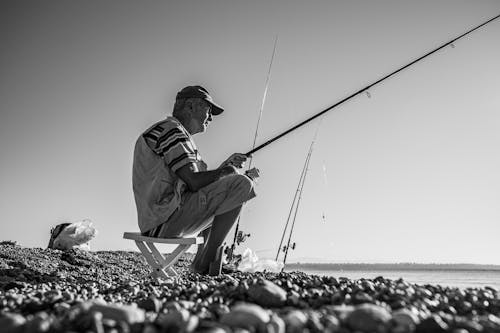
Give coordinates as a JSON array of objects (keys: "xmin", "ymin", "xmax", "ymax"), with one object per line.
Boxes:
[
  {"xmin": 185, "ymin": 98, "xmax": 194, "ymax": 112},
  {"xmin": 187, "ymin": 98, "xmax": 200, "ymax": 116}
]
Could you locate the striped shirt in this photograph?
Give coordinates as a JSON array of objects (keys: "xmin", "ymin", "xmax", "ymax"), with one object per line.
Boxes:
[{"xmin": 132, "ymin": 117, "xmax": 205, "ymax": 233}]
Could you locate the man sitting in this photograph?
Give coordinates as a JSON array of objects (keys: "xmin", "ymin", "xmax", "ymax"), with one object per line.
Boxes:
[{"xmin": 132, "ymin": 85, "xmax": 259, "ymax": 274}]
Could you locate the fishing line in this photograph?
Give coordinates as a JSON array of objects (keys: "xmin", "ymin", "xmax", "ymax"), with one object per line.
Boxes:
[
  {"xmin": 249, "ymin": 34, "xmax": 279, "ymax": 169},
  {"xmin": 321, "ymin": 161, "xmax": 328, "ymax": 223}
]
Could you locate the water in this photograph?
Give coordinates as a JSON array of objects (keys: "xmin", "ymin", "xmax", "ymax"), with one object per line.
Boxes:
[{"xmin": 297, "ymin": 269, "xmax": 500, "ymax": 290}]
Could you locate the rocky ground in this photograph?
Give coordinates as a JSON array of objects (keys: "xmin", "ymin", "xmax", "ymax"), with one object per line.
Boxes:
[{"xmin": 0, "ymin": 242, "xmax": 499, "ymax": 333}]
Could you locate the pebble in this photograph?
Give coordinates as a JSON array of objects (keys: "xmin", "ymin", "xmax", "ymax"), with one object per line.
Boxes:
[
  {"xmin": 248, "ymin": 280, "xmax": 287, "ymax": 307},
  {"xmin": 53, "ymin": 301, "xmax": 71, "ymax": 315},
  {"xmin": 157, "ymin": 308, "xmax": 198, "ymax": 332},
  {"xmin": 89, "ymin": 301, "xmax": 145, "ymax": 324},
  {"xmin": 392, "ymin": 308, "xmax": 419, "ymax": 330},
  {"xmin": 267, "ymin": 314, "xmax": 285, "ymax": 333},
  {"xmin": 323, "ymin": 314, "xmax": 341, "ymax": 332},
  {"xmin": 345, "ymin": 303, "xmax": 392, "ymax": 332},
  {"xmin": 23, "ymin": 312, "xmax": 51, "ymax": 333},
  {"xmin": 0, "ymin": 312, "xmax": 26, "ymax": 333},
  {"xmin": 452, "ymin": 318, "xmax": 484, "ymax": 333},
  {"xmin": 220, "ymin": 303, "xmax": 270, "ymax": 331},
  {"xmin": 352, "ymin": 291, "xmax": 373, "ymax": 304},
  {"xmin": 137, "ymin": 297, "xmax": 162, "ymax": 312},
  {"xmin": 195, "ymin": 321, "xmax": 231, "ymax": 333},
  {"xmin": 283, "ymin": 310, "xmax": 308, "ymax": 333},
  {"xmin": 1, "ymin": 244, "xmax": 500, "ymax": 333},
  {"xmin": 415, "ymin": 315, "xmax": 449, "ymax": 333}
]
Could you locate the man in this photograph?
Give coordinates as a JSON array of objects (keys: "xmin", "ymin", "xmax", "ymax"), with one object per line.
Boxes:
[{"xmin": 132, "ymin": 85, "xmax": 259, "ymax": 274}]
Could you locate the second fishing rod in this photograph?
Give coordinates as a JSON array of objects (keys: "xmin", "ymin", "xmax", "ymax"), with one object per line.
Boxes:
[{"xmin": 244, "ymin": 13, "xmax": 500, "ymax": 158}]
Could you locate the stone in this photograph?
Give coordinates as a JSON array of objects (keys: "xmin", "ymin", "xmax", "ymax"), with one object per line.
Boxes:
[
  {"xmin": 307, "ymin": 311, "xmax": 324, "ymax": 331},
  {"xmin": 283, "ymin": 310, "xmax": 308, "ymax": 333},
  {"xmin": 452, "ymin": 318, "xmax": 483, "ymax": 333},
  {"xmin": 209, "ymin": 303, "xmax": 231, "ymax": 319},
  {"xmin": 287, "ymin": 290, "xmax": 300, "ymax": 306},
  {"xmin": 220, "ymin": 303, "xmax": 270, "ymax": 331},
  {"xmin": 89, "ymin": 302, "xmax": 145, "ymax": 324},
  {"xmin": 23, "ymin": 313, "xmax": 51, "ymax": 333},
  {"xmin": 416, "ymin": 315, "xmax": 449, "ymax": 333},
  {"xmin": 352, "ymin": 292, "xmax": 373, "ymax": 304},
  {"xmin": 324, "ymin": 304, "xmax": 355, "ymax": 321},
  {"xmin": 247, "ymin": 280, "xmax": 287, "ymax": 307},
  {"xmin": 346, "ymin": 303, "xmax": 391, "ymax": 333},
  {"xmin": 157, "ymin": 308, "xmax": 198, "ymax": 332},
  {"xmin": 89, "ymin": 311, "xmax": 105, "ymax": 333},
  {"xmin": 194, "ymin": 321, "xmax": 231, "ymax": 333},
  {"xmin": 266, "ymin": 314, "xmax": 285, "ymax": 333},
  {"xmin": 323, "ymin": 315, "xmax": 341, "ymax": 333},
  {"xmin": 142, "ymin": 324, "xmax": 159, "ymax": 333},
  {"xmin": 0, "ymin": 313, "xmax": 26, "ymax": 333},
  {"xmin": 392, "ymin": 308, "xmax": 419, "ymax": 331},
  {"xmin": 137, "ymin": 297, "xmax": 162, "ymax": 312}
]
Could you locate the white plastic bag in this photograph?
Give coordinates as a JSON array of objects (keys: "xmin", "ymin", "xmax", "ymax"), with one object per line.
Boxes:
[
  {"xmin": 238, "ymin": 248, "xmax": 284, "ymax": 273},
  {"xmin": 52, "ymin": 219, "xmax": 98, "ymax": 250}
]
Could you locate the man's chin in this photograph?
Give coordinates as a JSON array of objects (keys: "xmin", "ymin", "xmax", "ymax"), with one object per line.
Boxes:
[{"xmin": 194, "ymin": 126, "xmax": 207, "ymax": 134}]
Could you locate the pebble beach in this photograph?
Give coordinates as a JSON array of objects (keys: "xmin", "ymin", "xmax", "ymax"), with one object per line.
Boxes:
[{"xmin": 1, "ymin": 242, "xmax": 499, "ymax": 333}]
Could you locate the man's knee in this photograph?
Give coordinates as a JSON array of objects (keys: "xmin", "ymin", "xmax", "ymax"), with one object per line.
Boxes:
[{"xmin": 229, "ymin": 174, "xmax": 254, "ymax": 194}]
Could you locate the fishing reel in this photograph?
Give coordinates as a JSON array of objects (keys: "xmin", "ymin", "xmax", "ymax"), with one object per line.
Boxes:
[
  {"xmin": 226, "ymin": 231, "xmax": 250, "ymax": 262},
  {"xmin": 236, "ymin": 230, "xmax": 250, "ymax": 245},
  {"xmin": 281, "ymin": 242, "xmax": 296, "ymax": 253}
]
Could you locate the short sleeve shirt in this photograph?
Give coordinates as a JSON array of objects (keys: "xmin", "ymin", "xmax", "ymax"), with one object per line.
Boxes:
[{"xmin": 132, "ymin": 116, "xmax": 205, "ymax": 233}]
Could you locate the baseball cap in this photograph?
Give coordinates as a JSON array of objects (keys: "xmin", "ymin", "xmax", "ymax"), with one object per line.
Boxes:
[{"xmin": 176, "ymin": 85, "xmax": 224, "ymax": 115}]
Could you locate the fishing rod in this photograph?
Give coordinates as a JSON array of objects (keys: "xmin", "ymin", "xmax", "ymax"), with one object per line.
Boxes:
[
  {"xmin": 244, "ymin": 13, "xmax": 500, "ymax": 157},
  {"xmin": 282, "ymin": 137, "xmax": 314, "ymax": 266},
  {"xmin": 228, "ymin": 36, "xmax": 279, "ymax": 260},
  {"xmin": 275, "ymin": 140, "xmax": 310, "ymax": 261},
  {"xmin": 275, "ymin": 119, "xmax": 322, "ymax": 261},
  {"xmin": 277, "ymin": 147, "xmax": 311, "ymax": 263},
  {"xmin": 280, "ymin": 120, "xmax": 322, "ymax": 265}
]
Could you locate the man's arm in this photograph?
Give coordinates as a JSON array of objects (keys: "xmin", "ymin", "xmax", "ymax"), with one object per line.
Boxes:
[{"xmin": 176, "ymin": 163, "xmax": 238, "ymax": 192}]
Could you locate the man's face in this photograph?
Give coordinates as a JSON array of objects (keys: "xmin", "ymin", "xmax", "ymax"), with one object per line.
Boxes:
[{"xmin": 190, "ymin": 98, "xmax": 213, "ymax": 134}]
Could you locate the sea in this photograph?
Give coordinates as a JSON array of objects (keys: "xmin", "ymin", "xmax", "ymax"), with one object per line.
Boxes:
[{"xmin": 295, "ymin": 268, "xmax": 500, "ymax": 290}]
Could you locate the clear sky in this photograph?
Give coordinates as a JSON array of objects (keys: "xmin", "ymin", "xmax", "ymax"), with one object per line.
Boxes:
[{"xmin": 1, "ymin": 0, "xmax": 499, "ymax": 264}]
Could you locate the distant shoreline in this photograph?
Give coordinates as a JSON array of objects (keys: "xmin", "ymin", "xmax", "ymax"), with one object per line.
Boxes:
[{"xmin": 285, "ymin": 263, "xmax": 500, "ymax": 271}]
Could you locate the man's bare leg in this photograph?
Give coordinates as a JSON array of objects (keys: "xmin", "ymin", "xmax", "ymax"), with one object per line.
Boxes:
[
  {"xmin": 194, "ymin": 205, "xmax": 243, "ymax": 274},
  {"xmin": 190, "ymin": 227, "xmax": 211, "ymax": 273}
]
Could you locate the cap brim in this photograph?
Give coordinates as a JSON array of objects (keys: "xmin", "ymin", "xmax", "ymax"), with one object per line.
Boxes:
[{"xmin": 208, "ymin": 101, "xmax": 224, "ymax": 115}]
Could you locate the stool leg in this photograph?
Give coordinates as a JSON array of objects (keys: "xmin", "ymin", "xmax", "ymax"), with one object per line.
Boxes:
[
  {"xmin": 163, "ymin": 244, "xmax": 190, "ymax": 272},
  {"xmin": 146, "ymin": 242, "xmax": 177, "ymax": 277},
  {"xmin": 135, "ymin": 241, "xmax": 168, "ymax": 279}
]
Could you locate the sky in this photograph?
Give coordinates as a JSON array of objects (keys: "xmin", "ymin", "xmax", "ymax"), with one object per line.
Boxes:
[{"xmin": 1, "ymin": 0, "xmax": 499, "ymax": 264}]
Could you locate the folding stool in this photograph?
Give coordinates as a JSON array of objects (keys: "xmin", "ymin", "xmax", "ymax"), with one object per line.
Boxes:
[{"xmin": 123, "ymin": 232, "xmax": 204, "ymax": 278}]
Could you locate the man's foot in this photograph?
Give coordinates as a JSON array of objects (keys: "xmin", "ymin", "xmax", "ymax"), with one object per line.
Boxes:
[{"xmin": 189, "ymin": 263, "xmax": 208, "ymax": 275}]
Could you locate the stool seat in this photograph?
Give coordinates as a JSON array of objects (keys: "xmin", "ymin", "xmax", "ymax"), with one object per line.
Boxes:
[{"xmin": 123, "ymin": 232, "xmax": 204, "ymax": 278}]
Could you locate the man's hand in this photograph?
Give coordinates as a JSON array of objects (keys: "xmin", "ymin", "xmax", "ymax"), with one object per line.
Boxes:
[
  {"xmin": 219, "ymin": 153, "xmax": 249, "ymax": 169},
  {"xmin": 245, "ymin": 167, "xmax": 260, "ymax": 180},
  {"xmin": 220, "ymin": 164, "xmax": 240, "ymax": 177}
]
